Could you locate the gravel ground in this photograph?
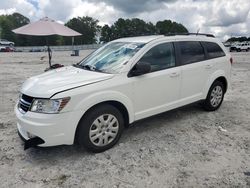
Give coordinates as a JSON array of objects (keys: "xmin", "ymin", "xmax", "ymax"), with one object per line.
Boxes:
[{"xmin": 0, "ymin": 51, "xmax": 249, "ymax": 188}]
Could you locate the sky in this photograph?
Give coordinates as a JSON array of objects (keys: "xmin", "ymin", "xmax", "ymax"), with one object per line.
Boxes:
[{"xmin": 0, "ymin": 0, "xmax": 250, "ymax": 41}]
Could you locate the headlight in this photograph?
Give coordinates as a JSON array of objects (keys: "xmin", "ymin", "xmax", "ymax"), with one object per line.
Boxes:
[{"xmin": 30, "ymin": 97, "xmax": 70, "ymax": 114}]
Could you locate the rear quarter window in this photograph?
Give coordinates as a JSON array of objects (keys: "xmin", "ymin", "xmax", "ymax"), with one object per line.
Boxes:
[
  {"xmin": 202, "ymin": 42, "xmax": 225, "ymax": 59},
  {"xmin": 177, "ymin": 41, "xmax": 205, "ymax": 65}
]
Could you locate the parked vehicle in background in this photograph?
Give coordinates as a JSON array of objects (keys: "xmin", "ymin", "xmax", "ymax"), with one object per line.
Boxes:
[
  {"xmin": 223, "ymin": 42, "xmax": 231, "ymax": 47},
  {"xmin": 0, "ymin": 39, "xmax": 15, "ymax": 46},
  {"xmin": 15, "ymin": 34, "xmax": 232, "ymax": 153},
  {"xmin": 237, "ymin": 43, "xmax": 250, "ymax": 52},
  {"xmin": 29, "ymin": 48, "xmax": 44, "ymax": 52},
  {"xmin": 229, "ymin": 43, "xmax": 238, "ymax": 52},
  {"xmin": 0, "ymin": 39, "xmax": 15, "ymax": 52},
  {"xmin": 230, "ymin": 42, "xmax": 250, "ymax": 52},
  {"xmin": 5, "ymin": 46, "xmax": 15, "ymax": 52},
  {"xmin": 0, "ymin": 46, "xmax": 5, "ymax": 52},
  {"xmin": 0, "ymin": 45, "xmax": 15, "ymax": 52}
]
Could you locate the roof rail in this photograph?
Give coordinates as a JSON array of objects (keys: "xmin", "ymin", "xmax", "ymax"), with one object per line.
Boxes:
[{"xmin": 164, "ymin": 33, "xmax": 215, "ymax": 38}]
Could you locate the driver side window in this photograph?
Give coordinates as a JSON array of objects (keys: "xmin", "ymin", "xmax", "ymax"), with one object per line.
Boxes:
[{"xmin": 139, "ymin": 42, "xmax": 175, "ymax": 72}]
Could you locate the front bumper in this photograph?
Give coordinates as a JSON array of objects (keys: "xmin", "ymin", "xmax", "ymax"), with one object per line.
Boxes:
[
  {"xmin": 15, "ymin": 104, "xmax": 81, "ymax": 148},
  {"xmin": 17, "ymin": 130, "xmax": 45, "ymax": 150}
]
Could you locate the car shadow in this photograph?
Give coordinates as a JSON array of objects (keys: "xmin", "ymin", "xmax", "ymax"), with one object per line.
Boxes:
[{"xmin": 121, "ymin": 102, "xmax": 206, "ymax": 141}]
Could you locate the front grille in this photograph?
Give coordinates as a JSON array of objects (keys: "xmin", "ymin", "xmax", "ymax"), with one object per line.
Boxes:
[{"xmin": 18, "ymin": 94, "xmax": 34, "ymax": 113}]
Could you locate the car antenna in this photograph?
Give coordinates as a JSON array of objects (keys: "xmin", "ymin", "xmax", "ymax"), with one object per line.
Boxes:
[{"xmin": 196, "ymin": 28, "xmax": 200, "ymax": 36}]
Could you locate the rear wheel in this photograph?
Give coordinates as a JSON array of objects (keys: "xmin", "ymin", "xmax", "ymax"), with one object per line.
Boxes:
[
  {"xmin": 76, "ymin": 104, "xmax": 124, "ymax": 153},
  {"xmin": 203, "ymin": 81, "xmax": 225, "ymax": 111}
]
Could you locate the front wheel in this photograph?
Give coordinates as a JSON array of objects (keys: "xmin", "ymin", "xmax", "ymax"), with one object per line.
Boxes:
[
  {"xmin": 76, "ymin": 104, "xmax": 124, "ymax": 153},
  {"xmin": 203, "ymin": 81, "xmax": 225, "ymax": 111}
]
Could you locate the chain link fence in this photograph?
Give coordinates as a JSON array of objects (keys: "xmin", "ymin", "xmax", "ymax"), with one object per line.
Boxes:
[{"xmin": 15, "ymin": 44, "xmax": 103, "ymax": 52}]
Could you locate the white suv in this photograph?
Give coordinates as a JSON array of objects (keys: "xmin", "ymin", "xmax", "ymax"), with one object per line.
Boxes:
[
  {"xmin": 0, "ymin": 39, "xmax": 15, "ymax": 46},
  {"xmin": 236, "ymin": 43, "xmax": 250, "ymax": 52},
  {"xmin": 15, "ymin": 34, "xmax": 232, "ymax": 152}
]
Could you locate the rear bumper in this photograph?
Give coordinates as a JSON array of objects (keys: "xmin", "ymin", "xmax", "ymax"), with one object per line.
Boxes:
[{"xmin": 15, "ymin": 104, "xmax": 81, "ymax": 147}]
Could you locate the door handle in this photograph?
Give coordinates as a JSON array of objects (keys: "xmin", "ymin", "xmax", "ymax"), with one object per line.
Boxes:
[
  {"xmin": 170, "ymin": 72, "xmax": 180, "ymax": 78},
  {"xmin": 205, "ymin": 65, "xmax": 212, "ymax": 69}
]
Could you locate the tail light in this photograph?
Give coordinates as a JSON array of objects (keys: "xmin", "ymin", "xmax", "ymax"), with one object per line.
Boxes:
[{"xmin": 230, "ymin": 57, "xmax": 233, "ymax": 64}]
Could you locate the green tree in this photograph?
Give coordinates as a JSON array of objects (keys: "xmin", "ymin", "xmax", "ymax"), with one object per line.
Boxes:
[
  {"xmin": 226, "ymin": 36, "xmax": 250, "ymax": 42},
  {"xmin": 0, "ymin": 13, "xmax": 30, "ymax": 46},
  {"xmin": 100, "ymin": 24, "xmax": 112, "ymax": 42},
  {"xmin": 101, "ymin": 18, "xmax": 158, "ymax": 42},
  {"xmin": 65, "ymin": 16, "xmax": 99, "ymax": 45},
  {"xmin": 156, "ymin": 20, "xmax": 188, "ymax": 34},
  {"xmin": 100, "ymin": 18, "xmax": 188, "ymax": 42},
  {"xmin": 10, "ymin": 13, "xmax": 30, "ymax": 27},
  {"xmin": 0, "ymin": 17, "xmax": 14, "ymax": 40}
]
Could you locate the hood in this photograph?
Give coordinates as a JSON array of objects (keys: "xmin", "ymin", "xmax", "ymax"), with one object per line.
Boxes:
[{"xmin": 21, "ymin": 66, "xmax": 114, "ymax": 98}]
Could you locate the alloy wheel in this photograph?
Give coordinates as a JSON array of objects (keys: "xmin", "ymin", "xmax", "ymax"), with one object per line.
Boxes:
[{"xmin": 210, "ymin": 85, "xmax": 223, "ymax": 107}]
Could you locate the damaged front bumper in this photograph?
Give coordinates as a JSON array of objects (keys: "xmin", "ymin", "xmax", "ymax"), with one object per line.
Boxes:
[
  {"xmin": 15, "ymin": 104, "xmax": 79, "ymax": 149},
  {"xmin": 17, "ymin": 130, "xmax": 45, "ymax": 150}
]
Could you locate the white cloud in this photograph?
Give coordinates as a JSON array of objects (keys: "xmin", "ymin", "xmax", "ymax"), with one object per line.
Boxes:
[
  {"xmin": 135, "ymin": 0, "xmax": 250, "ymax": 39},
  {"xmin": 206, "ymin": 0, "xmax": 250, "ymax": 27},
  {"xmin": 0, "ymin": 8, "xmax": 16, "ymax": 15},
  {"xmin": 70, "ymin": 1, "xmax": 118, "ymax": 26},
  {"xmin": 0, "ymin": 0, "xmax": 36, "ymax": 17},
  {"xmin": 0, "ymin": 0, "xmax": 250, "ymax": 40}
]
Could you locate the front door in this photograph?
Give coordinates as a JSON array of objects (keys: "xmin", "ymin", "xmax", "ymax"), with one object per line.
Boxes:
[{"xmin": 129, "ymin": 42, "xmax": 181, "ymax": 121}]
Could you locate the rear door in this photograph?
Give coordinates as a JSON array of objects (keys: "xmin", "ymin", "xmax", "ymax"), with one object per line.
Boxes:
[
  {"xmin": 201, "ymin": 41, "xmax": 227, "ymax": 90},
  {"xmin": 175, "ymin": 41, "xmax": 210, "ymax": 104}
]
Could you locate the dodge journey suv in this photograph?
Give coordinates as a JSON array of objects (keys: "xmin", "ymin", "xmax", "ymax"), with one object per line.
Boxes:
[{"xmin": 15, "ymin": 34, "xmax": 232, "ymax": 152}]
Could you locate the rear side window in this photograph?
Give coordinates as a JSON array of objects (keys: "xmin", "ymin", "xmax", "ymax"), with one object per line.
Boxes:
[
  {"xmin": 202, "ymin": 42, "xmax": 225, "ymax": 59},
  {"xmin": 177, "ymin": 41, "xmax": 205, "ymax": 65}
]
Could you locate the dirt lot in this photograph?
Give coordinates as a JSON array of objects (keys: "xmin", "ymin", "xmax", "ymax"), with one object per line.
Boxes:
[{"xmin": 0, "ymin": 51, "xmax": 249, "ymax": 188}]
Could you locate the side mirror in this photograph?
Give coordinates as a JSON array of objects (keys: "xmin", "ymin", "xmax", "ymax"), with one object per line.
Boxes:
[{"xmin": 128, "ymin": 62, "xmax": 151, "ymax": 77}]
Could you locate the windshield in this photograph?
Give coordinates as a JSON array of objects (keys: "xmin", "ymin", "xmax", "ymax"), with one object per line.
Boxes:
[{"xmin": 78, "ymin": 42, "xmax": 145, "ymax": 74}]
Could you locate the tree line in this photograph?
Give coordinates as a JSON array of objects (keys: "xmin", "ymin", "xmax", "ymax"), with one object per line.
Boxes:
[
  {"xmin": 0, "ymin": 12, "xmax": 188, "ymax": 46},
  {"xmin": 100, "ymin": 18, "xmax": 188, "ymax": 42},
  {"xmin": 226, "ymin": 37, "xmax": 250, "ymax": 43}
]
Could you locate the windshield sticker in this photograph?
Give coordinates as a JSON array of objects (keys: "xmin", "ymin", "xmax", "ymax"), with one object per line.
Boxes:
[{"xmin": 124, "ymin": 44, "xmax": 138, "ymax": 49}]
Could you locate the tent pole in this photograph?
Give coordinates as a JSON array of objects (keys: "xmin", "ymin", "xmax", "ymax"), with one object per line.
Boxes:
[
  {"xmin": 48, "ymin": 45, "xmax": 52, "ymax": 68},
  {"xmin": 46, "ymin": 37, "xmax": 52, "ymax": 68},
  {"xmin": 72, "ymin": 36, "xmax": 74, "ymax": 50}
]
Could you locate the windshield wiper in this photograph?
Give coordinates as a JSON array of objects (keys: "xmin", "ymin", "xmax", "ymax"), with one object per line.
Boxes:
[
  {"xmin": 73, "ymin": 63, "xmax": 94, "ymax": 70},
  {"xmin": 73, "ymin": 63, "xmax": 104, "ymax": 73},
  {"xmin": 82, "ymin": 64, "xmax": 96, "ymax": 70},
  {"xmin": 73, "ymin": 63, "xmax": 82, "ymax": 68}
]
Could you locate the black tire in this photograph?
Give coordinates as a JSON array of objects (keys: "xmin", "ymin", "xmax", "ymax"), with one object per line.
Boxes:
[
  {"xmin": 76, "ymin": 104, "xmax": 124, "ymax": 153},
  {"xmin": 203, "ymin": 81, "xmax": 225, "ymax": 111}
]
